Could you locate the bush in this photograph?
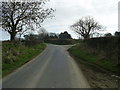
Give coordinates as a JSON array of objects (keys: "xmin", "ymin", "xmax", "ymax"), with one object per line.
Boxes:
[{"xmin": 24, "ymin": 40, "xmax": 43, "ymax": 47}]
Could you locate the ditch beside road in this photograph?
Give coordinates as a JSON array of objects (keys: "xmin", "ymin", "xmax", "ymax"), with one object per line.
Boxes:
[{"xmin": 68, "ymin": 44, "xmax": 119, "ymax": 88}]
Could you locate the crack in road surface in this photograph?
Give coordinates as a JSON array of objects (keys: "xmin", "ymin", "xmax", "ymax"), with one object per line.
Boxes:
[{"xmin": 3, "ymin": 44, "xmax": 90, "ymax": 88}]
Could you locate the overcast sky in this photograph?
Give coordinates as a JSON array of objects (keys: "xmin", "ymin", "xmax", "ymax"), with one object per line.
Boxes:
[{"xmin": 1, "ymin": 0, "xmax": 119, "ymax": 40}]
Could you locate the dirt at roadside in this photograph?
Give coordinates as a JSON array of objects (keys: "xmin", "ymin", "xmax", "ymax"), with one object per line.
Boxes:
[{"xmin": 76, "ymin": 60, "xmax": 120, "ymax": 88}]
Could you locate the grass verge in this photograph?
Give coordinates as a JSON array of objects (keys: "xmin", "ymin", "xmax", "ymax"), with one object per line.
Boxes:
[
  {"xmin": 2, "ymin": 42, "xmax": 46, "ymax": 77},
  {"xmin": 68, "ymin": 44, "xmax": 120, "ymax": 75}
]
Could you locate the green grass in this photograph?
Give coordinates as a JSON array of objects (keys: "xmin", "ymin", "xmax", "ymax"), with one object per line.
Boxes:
[
  {"xmin": 2, "ymin": 42, "xmax": 46, "ymax": 77},
  {"xmin": 69, "ymin": 44, "xmax": 120, "ymax": 74}
]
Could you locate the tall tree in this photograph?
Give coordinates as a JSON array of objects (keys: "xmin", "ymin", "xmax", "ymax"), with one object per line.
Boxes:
[
  {"xmin": 1, "ymin": 1, "xmax": 54, "ymax": 41},
  {"xmin": 71, "ymin": 16, "xmax": 103, "ymax": 39}
]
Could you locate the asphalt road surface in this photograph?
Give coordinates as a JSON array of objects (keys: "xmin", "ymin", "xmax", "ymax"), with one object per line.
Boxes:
[{"xmin": 3, "ymin": 44, "xmax": 90, "ymax": 88}]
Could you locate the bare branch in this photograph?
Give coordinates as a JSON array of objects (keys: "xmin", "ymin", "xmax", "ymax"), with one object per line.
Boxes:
[
  {"xmin": 1, "ymin": 1, "xmax": 54, "ymax": 41},
  {"xmin": 71, "ymin": 16, "xmax": 104, "ymax": 39}
]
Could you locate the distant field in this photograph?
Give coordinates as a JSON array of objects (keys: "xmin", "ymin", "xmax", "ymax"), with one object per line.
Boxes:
[{"xmin": 2, "ymin": 41, "xmax": 46, "ymax": 77}]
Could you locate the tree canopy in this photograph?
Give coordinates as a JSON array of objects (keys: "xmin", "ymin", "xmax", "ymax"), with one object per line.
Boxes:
[
  {"xmin": 115, "ymin": 31, "xmax": 120, "ymax": 37},
  {"xmin": 104, "ymin": 33, "xmax": 112, "ymax": 37},
  {"xmin": 59, "ymin": 31, "xmax": 72, "ymax": 39},
  {"xmin": 1, "ymin": 1, "xmax": 54, "ymax": 41},
  {"xmin": 71, "ymin": 16, "xmax": 103, "ymax": 39}
]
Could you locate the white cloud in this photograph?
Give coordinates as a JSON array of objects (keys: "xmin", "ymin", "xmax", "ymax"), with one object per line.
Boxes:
[
  {"xmin": 41, "ymin": 0, "xmax": 119, "ymax": 38},
  {"xmin": 1, "ymin": 0, "xmax": 119, "ymax": 40},
  {"xmin": 0, "ymin": 30, "xmax": 10, "ymax": 41}
]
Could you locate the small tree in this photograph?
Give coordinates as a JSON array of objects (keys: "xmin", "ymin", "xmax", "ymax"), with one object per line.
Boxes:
[
  {"xmin": 1, "ymin": 1, "xmax": 54, "ymax": 41},
  {"xmin": 115, "ymin": 31, "xmax": 120, "ymax": 37},
  {"xmin": 104, "ymin": 33, "xmax": 112, "ymax": 37},
  {"xmin": 38, "ymin": 27, "xmax": 48, "ymax": 40},
  {"xmin": 71, "ymin": 16, "xmax": 103, "ymax": 39},
  {"xmin": 24, "ymin": 33, "xmax": 39, "ymax": 46},
  {"xmin": 59, "ymin": 31, "xmax": 72, "ymax": 39}
]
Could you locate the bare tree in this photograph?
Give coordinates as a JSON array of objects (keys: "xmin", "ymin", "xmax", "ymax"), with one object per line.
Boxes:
[
  {"xmin": 71, "ymin": 16, "xmax": 103, "ymax": 39},
  {"xmin": 1, "ymin": 1, "xmax": 54, "ymax": 41},
  {"xmin": 37, "ymin": 27, "xmax": 48, "ymax": 40}
]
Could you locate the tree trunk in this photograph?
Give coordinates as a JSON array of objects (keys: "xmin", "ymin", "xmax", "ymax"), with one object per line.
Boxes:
[
  {"xmin": 10, "ymin": 26, "xmax": 17, "ymax": 41},
  {"xmin": 83, "ymin": 34, "xmax": 90, "ymax": 39},
  {"xmin": 10, "ymin": 33, "xmax": 16, "ymax": 41}
]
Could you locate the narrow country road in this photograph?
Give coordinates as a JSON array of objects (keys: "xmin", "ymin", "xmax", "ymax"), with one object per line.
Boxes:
[{"xmin": 3, "ymin": 44, "xmax": 90, "ymax": 88}]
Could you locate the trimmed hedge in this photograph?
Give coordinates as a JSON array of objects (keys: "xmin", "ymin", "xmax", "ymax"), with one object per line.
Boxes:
[
  {"xmin": 45, "ymin": 39, "xmax": 76, "ymax": 45},
  {"xmin": 82, "ymin": 37, "xmax": 120, "ymax": 66}
]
